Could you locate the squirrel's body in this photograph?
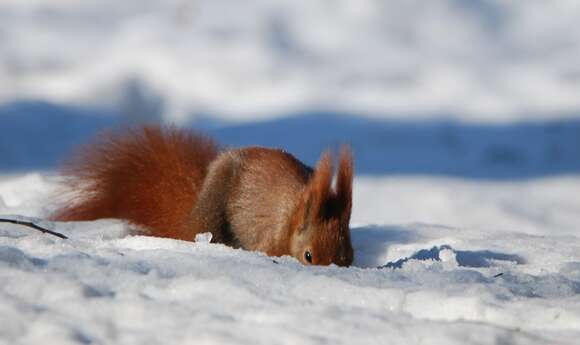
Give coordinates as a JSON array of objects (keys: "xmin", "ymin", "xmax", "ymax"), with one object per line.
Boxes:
[{"xmin": 53, "ymin": 126, "xmax": 354, "ymax": 266}]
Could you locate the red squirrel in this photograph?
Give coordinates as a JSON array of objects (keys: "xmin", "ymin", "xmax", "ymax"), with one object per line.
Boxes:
[{"xmin": 51, "ymin": 125, "xmax": 354, "ymax": 266}]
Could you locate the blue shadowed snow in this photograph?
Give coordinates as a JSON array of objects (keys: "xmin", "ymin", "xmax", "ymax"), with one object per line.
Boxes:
[
  {"xmin": 0, "ymin": 101, "xmax": 120, "ymax": 171},
  {"xmin": 208, "ymin": 112, "xmax": 580, "ymax": 179},
  {"xmin": 1, "ymin": 101, "xmax": 579, "ymax": 179}
]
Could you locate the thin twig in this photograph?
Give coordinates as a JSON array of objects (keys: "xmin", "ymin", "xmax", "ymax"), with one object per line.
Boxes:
[{"xmin": 0, "ymin": 218, "xmax": 68, "ymax": 239}]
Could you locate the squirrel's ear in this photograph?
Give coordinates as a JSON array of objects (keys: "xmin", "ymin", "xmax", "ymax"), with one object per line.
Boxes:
[
  {"xmin": 335, "ymin": 145, "xmax": 353, "ymax": 218},
  {"xmin": 303, "ymin": 150, "xmax": 333, "ymax": 221}
]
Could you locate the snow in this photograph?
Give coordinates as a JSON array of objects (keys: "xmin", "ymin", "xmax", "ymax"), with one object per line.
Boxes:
[
  {"xmin": 1, "ymin": 1, "xmax": 580, "ymax": 344},
  {"xmin": 1, "ymin": 1, "xmax": 580, "ymax": 123},
  {"xmin": 1, "ymin": 174, "xmax": 580, "ymax": 344}
]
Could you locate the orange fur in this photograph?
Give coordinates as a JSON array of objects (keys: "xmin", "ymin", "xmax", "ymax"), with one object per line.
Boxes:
[
  {"xmin": 305, "ymin": 150, "xmax": 333, "ymax": 220},
  {"xmin": 336, "ymin": 145, "xmax": 353, "ymax": 217},
  {"xmin": 287, "ymin": 148, "xmax": 354, "ymax": 266},
  {"xmin": 51, "ymin": 126, "xmax": 218, "ymax": 240},
  {"xmin": 52, "ymin": 125, "xmax": 354, "ymax": 266}
]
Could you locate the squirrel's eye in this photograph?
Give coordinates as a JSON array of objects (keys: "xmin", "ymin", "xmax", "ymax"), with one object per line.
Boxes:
[{"xmin": 304, "ymin": 250, "xmax": 312, "ymax": 263}]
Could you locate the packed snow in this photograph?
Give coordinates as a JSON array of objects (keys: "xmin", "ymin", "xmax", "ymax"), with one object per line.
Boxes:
[{"xmin": 1, "ymin": 1, "xmax": 580, "ymax": 344}]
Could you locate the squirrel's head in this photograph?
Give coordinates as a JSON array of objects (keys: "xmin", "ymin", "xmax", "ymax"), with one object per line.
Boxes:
[{"xmin": 289, "ymin": 146, "xmax": 354, "ymax": 267}]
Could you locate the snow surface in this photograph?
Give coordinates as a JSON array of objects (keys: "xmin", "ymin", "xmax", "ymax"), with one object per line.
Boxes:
[
  {"xmin": 1, "ymin": 174, "xmax": 580, "ymax": 344},
  {"xmin": 1, "ymin": 1, "xmax": 580, "ymax": 344},
  {"xmin": 1, "ymin": 0, "xmax": 580, "ymax": 123}
]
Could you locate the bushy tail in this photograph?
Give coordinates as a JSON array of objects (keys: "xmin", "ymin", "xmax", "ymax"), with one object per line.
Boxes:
[{"xmin": 51, "ymin": 125, "xmax": 219, "ymax": 240}]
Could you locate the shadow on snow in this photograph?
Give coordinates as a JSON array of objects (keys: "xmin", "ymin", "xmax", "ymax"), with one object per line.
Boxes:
[{"xmin": 1, "ymin": 100, "xmax": 579, "ymax": 179}]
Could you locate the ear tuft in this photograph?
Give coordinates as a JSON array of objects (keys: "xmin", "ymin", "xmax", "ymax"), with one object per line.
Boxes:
[
  {"xmin": 304, "ymin": 150, "xmax": 333, "ymax": 220},
  {"xmin": 335, "ymin": 145, "xmax": 353, "ymax": 217}
]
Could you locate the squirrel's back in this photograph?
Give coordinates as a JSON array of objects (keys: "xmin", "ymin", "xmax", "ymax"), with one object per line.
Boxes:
[{"xmin": 52, "ymin": 126, "xmax": 219, "ymax": 240}]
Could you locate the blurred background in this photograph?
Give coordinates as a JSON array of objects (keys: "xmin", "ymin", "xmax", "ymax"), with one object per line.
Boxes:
[{"xmin": 0, "ymin": 0, "xmax": 579, "ymax": 178}]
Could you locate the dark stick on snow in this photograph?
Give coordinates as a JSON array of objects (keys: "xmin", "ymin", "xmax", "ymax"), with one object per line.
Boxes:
[{"xmin": 0, "ymin": 218, "xmax": 68, "ymax": 239}]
